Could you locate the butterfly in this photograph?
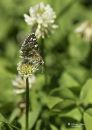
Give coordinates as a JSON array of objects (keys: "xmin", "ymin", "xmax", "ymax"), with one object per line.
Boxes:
[{"xmin": 20, "ymin": 33, "xmax": 44, "ymax": 66}]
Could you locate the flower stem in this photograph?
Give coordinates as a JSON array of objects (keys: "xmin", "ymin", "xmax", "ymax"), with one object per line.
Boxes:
[
  {"xmin": 41, "ymin": 39, "xmax": 48, "ymax": 86},
  {"xmin": 26, "ymin": 77, "xmax": 29, "ymax": 130}
]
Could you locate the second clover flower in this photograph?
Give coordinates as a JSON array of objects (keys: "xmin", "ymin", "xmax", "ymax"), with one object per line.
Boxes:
[
  {"xmin": 24, "ymin": 2, "xmax": 58, "ymax": 39},
  {"xmin": 75, "ymin": 21, "xmax": 92, "ymax": 42},
  {"xmin": 12, "ymin": 75, "xmax": 36, "ymax": 94}
]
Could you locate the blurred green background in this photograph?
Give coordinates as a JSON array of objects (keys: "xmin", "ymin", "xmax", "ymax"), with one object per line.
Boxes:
[{"xmin": 0, "ymin": 0, "xmax": 92, "ymax": 130}]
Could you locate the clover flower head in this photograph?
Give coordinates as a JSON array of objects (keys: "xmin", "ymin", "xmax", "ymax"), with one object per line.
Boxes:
[
  {"xmin": 24, "ymin": 2, "xmax": 58, "ymax": 39},
  {"xmin": 75, "ymin": 21, "xmax": 92, "ymax": 42},
  {"xmin": 12, "ymin": 75, "xmax": 36, "ymax": 94},
  {"xmin": 17, "ymin": 33, "xmax": 44, "ymax": 77},
  {"xmin": 17, "ymin": 61, "xmax": 32, "ymax": 77}
]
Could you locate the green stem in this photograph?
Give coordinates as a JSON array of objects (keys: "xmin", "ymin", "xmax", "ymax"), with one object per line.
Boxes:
[
  {"xmin": 41, "ymin": 39, "xmax": 48, "ymax": 86},
  {"xmin": 26, "ymin": 77, "xmax": 29, "ymax": 130}
]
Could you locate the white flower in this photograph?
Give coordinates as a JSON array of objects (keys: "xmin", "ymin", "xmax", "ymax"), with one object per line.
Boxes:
[
  {"xmin": 17, "ymin": 62, "xmax": 33, "ymax": 78},
  {"xmin": 12, "ymin": 75, "xmax": 36, "ymax": 94},
  {"xmin": 24, "ymin": 2, "xmax": 58, "ymax": 39},
  {"xmin": 75, "ymin": 21, "xmax": 92, "ymax": 42}
]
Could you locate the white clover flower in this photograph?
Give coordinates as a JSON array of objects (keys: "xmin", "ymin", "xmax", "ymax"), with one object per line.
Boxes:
[
  {"xmin": 12, "ymin": 75, "xmax": 36, "ymax": 94},
  {"xmin": 75, "ymin": 21, "xmax": 92, "ymax": 42},
  {"xmin": 17, "ymin": 62, "xmax": 33, "ymax": 78},
  {"xmin": 24, "ymin": 2, "xmax": 58, "ymax": 39}
]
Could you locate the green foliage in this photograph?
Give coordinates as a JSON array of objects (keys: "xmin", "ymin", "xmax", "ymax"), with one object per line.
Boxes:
[
  {"xmin": 0, "ymin": 0, "xmax": 92, "ymax": 130},
  {"xmin": 84, "ymin": 111, "xmax": 92, "ymax": 130}
]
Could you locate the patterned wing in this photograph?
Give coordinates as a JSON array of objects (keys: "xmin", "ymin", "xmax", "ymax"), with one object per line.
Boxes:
[
  {"xmin": 20, "ymin": 33, "xmax": 39, "ymax": 58},
  {"xmin": 20, "ymin": 32, "xmax": 44, "ymax": 65}
]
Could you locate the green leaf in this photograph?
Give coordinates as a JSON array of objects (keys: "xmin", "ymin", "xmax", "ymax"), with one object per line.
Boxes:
[
  {"xmin": 86, "ymin": 108, "xmax": 92, "ymax": 116},
  {"xmin": 51, "ymin": 87, "xmax": 76, "ymax": 100},
  {"xmin": 44, "ymin": 96, "xmax": 62, "ymax": 109},
  {"xmin": 80, "ymin": 79, "xmax": 92, "ymax": 105},
  {"xmin": 66, "ymin": 64, "xmax": 88, "ymax": 84},
  {"xmin": 0, "ymin": 113, "xmax": 6, "ymax": 123},
  {"xmin": 84, "ymin": 112, "xmax": 92, "ymax": 130},
  {"xmin": 50, "ymin": 124, "xmax": 58, "ymax": 130},
  {"xmin": 59, "ymin": 72, "xmax": 79, "ymax": 88},
  {"xmin": 52, "ymin": 99, "xmax": 75, "ymax": 111},
  {"xmin": 59, "ymin": 108, "xmax": 82, "ymax": 121},
  {"xmin": 35, "ymin": 120, "xmax": 42, "ymax": 130},
  {"xmin": 9, "ymin": 108, "xmax": 20, "ymax": 122}
]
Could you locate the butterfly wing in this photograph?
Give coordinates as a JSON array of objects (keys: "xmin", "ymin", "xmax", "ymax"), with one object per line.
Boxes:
[{"xmin": 20, "ymin": 32, "xmax": 44, "ymax": 66}]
